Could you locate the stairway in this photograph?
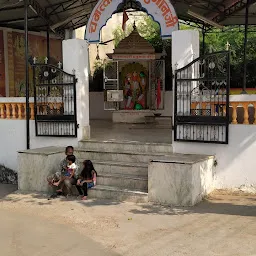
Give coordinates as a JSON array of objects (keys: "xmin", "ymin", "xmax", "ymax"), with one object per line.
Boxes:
[{"xmin": 76, "ymin": 140, "xmax": 173, "ymax": 203}]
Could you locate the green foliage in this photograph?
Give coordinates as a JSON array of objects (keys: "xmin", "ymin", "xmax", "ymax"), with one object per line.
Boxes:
[
  {"xmin": 93, "ymin": 60, "xmax": 104, "ymax": 72},
  {"xmin": 113, "ymin": 25, "xmax": 133, "ymax": 47},
  {"xmin": 112, "ymin": 15, "xmax": 171, "ymax": 52},
  {"xmin": 136, "ymin": 16, "xmax": 166, "ymax": 52},
  {"xmin": 201, "ymin": 27, "xmax": 256, "ymax": 88}
]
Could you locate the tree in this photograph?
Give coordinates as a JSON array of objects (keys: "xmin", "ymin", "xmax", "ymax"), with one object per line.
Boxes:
[
  {"xmin": 112, "ymin": 15, "xmax": 170, "ymax": 53},
  {"xmin": 201, "ymin": 27, "xmax": 256, "ymax": 88}
]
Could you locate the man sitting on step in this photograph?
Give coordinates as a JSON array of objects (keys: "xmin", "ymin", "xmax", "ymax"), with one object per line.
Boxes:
[{"xmin": 47, "ymin": 146, "xmax": 79, "ymax": 197}]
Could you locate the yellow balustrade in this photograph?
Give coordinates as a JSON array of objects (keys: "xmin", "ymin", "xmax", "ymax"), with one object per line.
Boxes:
[
  {"xmin": 5, "ymin": 103, "xmax": 11, "ymax": 119},
  {"xmin": 29, "ymin": 103, "xmax": 35, "ymax": 120},
  {"xmin": 0, "ymin": 101, "xmax": 63, "ymax": 120},
  {"xmin": 231, "ymin": 103, "xmax": 238, "ymax": 124},
  {"xmin": 190, "ymin": 101, "xmax": 256, "ymax": 125},
  {"xmin": 17, "ymin": 103, "xmax": 23, "ymax": 119},
  {"xmin": 11, "ymin": 103, "xmax": 17, "ymax": 119},
  {"xmin": 0, "ymin": 103, "xmax": 5, "ymax": 118},
  {"xmin": 230, "ymin": 101, "xmax": 256, "ymax": 125}
]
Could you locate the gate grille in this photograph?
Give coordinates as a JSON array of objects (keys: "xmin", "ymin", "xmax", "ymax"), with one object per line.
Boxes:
[
  {"xmin": 32, "ymin": 63, "xmax": 77, "ymax": 137},
  {"xmin": 103, "ymin": 60, "xmax": 119, "ymax": 110},
  {"xmin": 174, "ymin": 51, "xmax": 230, "ymax": 144}
]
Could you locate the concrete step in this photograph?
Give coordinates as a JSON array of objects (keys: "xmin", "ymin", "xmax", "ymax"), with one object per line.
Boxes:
[
  {"xmin": 78, "ymin": 160, "xmax": 148, "ymax": 177},
  {"xmin": 88, "ymin": 185, "xmax": 148, "ymax": 203},
  {"xmin": 155, "ymin": 116, "xmax": 172, "ymax": 125},
  {"xmin": 76, "ymin": 149, "xmax": 173, "ymax": 163},
  {"xmin": 97, "ymin": 173, "xmax": 148, "ymax": 191},
  {"xmin": 78, "ymin": 140, "xmax": 173, "ymax": 154}
]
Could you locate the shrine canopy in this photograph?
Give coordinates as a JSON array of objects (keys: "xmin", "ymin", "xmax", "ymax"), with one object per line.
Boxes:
[
  {"xmin": 0, "ymin": 0, "xmax": 256, "ymax": 35},
  {"xmin": 106, "ymin": 26, "xmax": 163, "ymax": 61}
]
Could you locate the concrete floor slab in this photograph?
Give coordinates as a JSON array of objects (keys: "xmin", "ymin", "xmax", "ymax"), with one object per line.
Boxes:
[
  {"xmin": 90, "ymin": 120, "xmax": 172, "ymax": 143},
  {"xmin": 0, "ymin": 190, "xmax": 255, "ymax": 256},
  {"xmin": 0, "ymin": 209, "xmax": 119, "ymax": 256}
]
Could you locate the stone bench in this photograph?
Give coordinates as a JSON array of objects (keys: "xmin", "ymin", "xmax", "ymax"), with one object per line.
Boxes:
[{"xmin": 148, "ymin": 155, "xmax": 214, "ymax": 206}]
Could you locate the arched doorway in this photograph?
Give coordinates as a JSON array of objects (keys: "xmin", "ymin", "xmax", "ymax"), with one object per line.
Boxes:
[{"xmin": 85, "ymin": 0, "xmax": 178, "ymax": 143}]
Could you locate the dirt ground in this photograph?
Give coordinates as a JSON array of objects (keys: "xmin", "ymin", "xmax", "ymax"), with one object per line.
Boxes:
[{"xmin": 0, "ymin": 185, "xmax": 255, "ymax": 256}]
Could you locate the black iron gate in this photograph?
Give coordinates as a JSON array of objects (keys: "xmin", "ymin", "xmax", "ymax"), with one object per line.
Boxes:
[
  {"xmin": 32, "ymin": 62, "xmax": 77, "ymax": 137},
  {"xmin": 174, "ymin": 51, "xmax": 230, "ymax": 144}
]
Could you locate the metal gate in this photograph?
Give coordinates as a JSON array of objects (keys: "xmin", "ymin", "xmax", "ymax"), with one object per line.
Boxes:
[
  {"xmin": 32, "ymin": 62, "xmax": 77, "ymax": 137},
  {"xmin": 174, "ymin": 51, "xmax": 230, "ymax": 144},
  {"xmin": 103, "ymin": 60, "xmax": 123, "ymax": 110}
]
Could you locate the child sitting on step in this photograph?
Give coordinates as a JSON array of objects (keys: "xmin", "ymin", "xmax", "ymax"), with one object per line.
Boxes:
[
  {"xmin": 76, "ymin": 160, "xmax": 97, "ymax": 200},
  {"xmin": 54, "ymin": 155, "xmax": 77, "ymax": 194}
]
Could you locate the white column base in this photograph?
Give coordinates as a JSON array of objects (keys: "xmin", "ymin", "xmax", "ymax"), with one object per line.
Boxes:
[{"xmin": 78, "ymin": 125, "xmax": 90, "ymax": 140}]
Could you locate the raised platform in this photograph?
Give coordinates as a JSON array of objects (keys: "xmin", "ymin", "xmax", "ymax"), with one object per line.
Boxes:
[
  {"xmin": 148, "ymin": 157, "xmax": 214, "ymax": 206},
  {"xmin": 17, "ymin": 141, "xmax": 214, "ymax": 206}
]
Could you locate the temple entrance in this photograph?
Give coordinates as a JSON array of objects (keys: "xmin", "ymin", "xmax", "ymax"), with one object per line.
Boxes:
[{"xmin": 85, "ymin": 0, "xmax": 178, "ymax": 142}]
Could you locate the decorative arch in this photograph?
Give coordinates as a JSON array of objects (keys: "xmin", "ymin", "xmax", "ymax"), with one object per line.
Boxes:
[{"xmin": 85, "ymin": 0, "xmax": 178, "ymax": 43}]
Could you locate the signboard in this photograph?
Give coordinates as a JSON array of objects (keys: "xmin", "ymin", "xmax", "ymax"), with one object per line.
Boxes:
[
  {"xmin": 85, "ymin": 0, "xmax": 179, "ymax": 43},
  {"xmin": 106, "ymin": 90, "xmax": 123, "ymax": 102},
  {"xmin": 113, "ymin": 54, "xmax": 155, "ymax": 60}
]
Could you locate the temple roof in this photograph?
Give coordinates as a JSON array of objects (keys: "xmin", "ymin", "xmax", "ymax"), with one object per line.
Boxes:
[{"xmin": 113, "ymin": 26, "xmax": 155, "ymax": 54}]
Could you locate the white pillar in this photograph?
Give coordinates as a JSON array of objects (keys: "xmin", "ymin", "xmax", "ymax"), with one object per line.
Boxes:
[
  {"xmin": 63, "ymin": 39, "xmax": 90, "ymax": 140},
  {"xmin": 171, "ymin": 30, "xmax": 199, "ymax": 142},
  {"xmin": 172, "ymin": 30, "xmax": 199, "ymax": 70},
  {"xmin": 172, "ymin": 30, "xmax": 199, "ymax": 115}
]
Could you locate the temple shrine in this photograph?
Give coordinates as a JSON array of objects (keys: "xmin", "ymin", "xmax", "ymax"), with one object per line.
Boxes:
[{"xmin": 104, "ymin": 24, "xmax": 165, "ymax": 123}]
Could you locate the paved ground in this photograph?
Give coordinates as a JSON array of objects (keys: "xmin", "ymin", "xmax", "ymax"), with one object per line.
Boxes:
[
  {"xmin": 0, "ymin": 184, "xmax": 256, "ymax": 256},
  {"xmin": 0, "ymin": 209, "xmax": 118, "ymax": 256},
  {"xmin": 0, "ymin": 184, "xmax": 118, "ymax": 256}
]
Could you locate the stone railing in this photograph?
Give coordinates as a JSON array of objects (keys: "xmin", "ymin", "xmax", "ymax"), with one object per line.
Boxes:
[
  {"xmin": 0, "ymin": 97, "xmax": 63, "ymax": 120},
  {"xmin": 190, "ymin": 95, "xmax": 256, "ymax": 125},
  {"xmin": 229, "ymin": 95, "xmax": 256, "ymax": 125},
  {"xmin": 0, "ymin": 97, "xmax": 34, "ymax": 120}
]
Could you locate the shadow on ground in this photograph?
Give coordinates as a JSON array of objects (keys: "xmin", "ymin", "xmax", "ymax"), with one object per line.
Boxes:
[
  {"xmin": 1, "ymin": 187, "xmax": 256, "ymax": 218},
  {"xmin": 0, "ymin": 184, "xmax": 17, "ymax": 199},
  {"xmin": 127, "ymin": 199, "xmax": 256, "ymax": 217}
]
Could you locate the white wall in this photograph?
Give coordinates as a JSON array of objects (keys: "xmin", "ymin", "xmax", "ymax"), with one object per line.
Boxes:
[
  {"xmin": 173, "ymin": 125, "xmax": 256, "ymax": 189},
  {"xmin": 89, "ymin": 91, "xmax": 173, "ymax": 120},
  {"xmin": 172, "ymin": 30, "xmax": 199, "ymax": 70},
  {"xmin": 0, "ymin": 120, "xmax": 77, "ymax": 171}
]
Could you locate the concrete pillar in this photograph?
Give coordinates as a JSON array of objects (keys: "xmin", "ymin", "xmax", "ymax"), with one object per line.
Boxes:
[
  {"xmin": 172, "ymin": 30, "xmax": 199, "ymax": 70},
  {"xmin": 172, "ymin": 30, "xmax": 199, "ymax": 119},
  {"xmin": 63, "ymin": 39, "xmax": 90, "ymax": 141}
]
